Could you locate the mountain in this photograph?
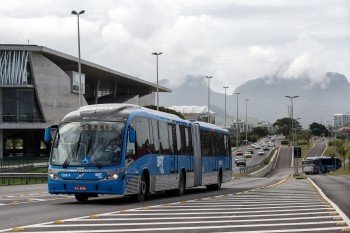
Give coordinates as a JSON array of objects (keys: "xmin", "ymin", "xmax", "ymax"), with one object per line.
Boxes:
[{"xmin": 160, "ymin": 73, "xmax": 350, "ymax": 127}]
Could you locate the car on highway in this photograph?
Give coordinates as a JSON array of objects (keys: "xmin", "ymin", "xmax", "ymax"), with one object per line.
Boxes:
[
  {"xmin": 244, "ymin": 151, "xmax": 252, "ymax": 158},
  {"xmin": 258, "ymin": 149, "xmax": 265, "ymax": 155},
  {"xmin": 236, "ymin": 158, "xmax": 246, "ymax": 166},
  {"xmin": 247, "ymin": 147, "xmax": 254, "ymax": 154},
  {"xmin": 268, "ymin": 143, "xmax": 275, "ymax": 147},
  {"xmin": 236, "ymin": 150, "xmax": 243, "ymax": 156},
  {"xmin": 235, "ymin": 156, "xmax": 243, "ymax": 163},
  {"xmin": 254, "ymin": 145, "xmax": 260, "ymax": 149},
  {"xmin": 263, "ymin": 145, "xmax": 269, "ymax": 151}
]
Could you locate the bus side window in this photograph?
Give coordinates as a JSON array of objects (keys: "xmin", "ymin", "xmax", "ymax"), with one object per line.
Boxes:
[{"xmin": 185, "ymin": 127, "xmax": 193, "ymax": 155}]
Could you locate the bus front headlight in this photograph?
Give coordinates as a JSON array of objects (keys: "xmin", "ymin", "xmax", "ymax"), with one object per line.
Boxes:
[
  {"xmin": 49, "ymin": 173, "xmax": 59, "ymax": 180},
  {"xmin": 112, "ymin": 173, "xmax": 119, "ymax": 180}
]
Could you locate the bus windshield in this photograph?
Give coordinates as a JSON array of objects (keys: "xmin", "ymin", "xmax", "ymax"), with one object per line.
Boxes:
[{"xmin": 50, "ymin": 121, "xmax": 124, "ymax": 167}]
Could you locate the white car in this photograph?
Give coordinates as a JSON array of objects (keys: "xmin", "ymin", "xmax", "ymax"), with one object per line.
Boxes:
[
  {"xmin": 244, "ymin": 151, "xmax": 252, "ymax": 158},
  {"xmin": 258, "ymin": 150, "xmax": 265, "ymax": 155}
]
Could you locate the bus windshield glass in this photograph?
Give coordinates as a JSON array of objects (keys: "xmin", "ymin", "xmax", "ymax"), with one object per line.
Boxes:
[{"xmin": 50, "ymin": 122, "xmax": 124, "ymax": 167}]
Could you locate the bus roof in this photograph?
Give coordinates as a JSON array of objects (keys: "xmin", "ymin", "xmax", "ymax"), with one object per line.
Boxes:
[
  {"xmin": 61, "ymin": 104, "xmax": 183, "ymax": 123},
  {"xmin": 194, "ymin": 121, "xmax": 229, "ymax": 134}
]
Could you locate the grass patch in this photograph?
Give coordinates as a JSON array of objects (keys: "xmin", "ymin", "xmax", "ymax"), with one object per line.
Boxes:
[{"xmin": 329, "ymin": 166, "xmax": 350, "ymax": 176}]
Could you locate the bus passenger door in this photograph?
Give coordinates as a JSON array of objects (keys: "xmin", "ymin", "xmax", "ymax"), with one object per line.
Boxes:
[{"xmin": 169, "ymin": 124, "xmax": 177, "ymax": 174}]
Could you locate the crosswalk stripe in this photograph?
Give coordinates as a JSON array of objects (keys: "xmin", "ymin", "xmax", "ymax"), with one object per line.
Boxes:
[{"xmin": 17, "ymin": 221, "xmax": 343, "ymax": 232}]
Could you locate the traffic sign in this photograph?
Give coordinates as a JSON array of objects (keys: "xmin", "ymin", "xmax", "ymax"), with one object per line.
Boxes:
[{"xmin": 294, "ymin": 147, "xmax": 301, "ymax": 158}]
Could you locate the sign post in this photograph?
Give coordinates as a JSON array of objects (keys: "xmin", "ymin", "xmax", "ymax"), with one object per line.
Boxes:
[{"xmin": 293, "ymin": 147, "xmax": 301, "ymax": 176}]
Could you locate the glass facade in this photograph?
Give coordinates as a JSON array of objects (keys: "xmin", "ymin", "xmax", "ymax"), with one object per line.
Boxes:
[{"xmin": 2, "ymin": 88, "xmax": 43, "ymax": 122}]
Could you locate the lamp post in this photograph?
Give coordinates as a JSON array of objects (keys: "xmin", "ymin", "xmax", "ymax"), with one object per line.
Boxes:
[
  {"xmin": 152, "ymin": 52, "xmax": 162, "ymax": 111},
  {"xmin": 285, "ymin": 95, "xmax": 299, "ymax": 175},
  {"xmin": 245, "ymin": 99, "xmax": 249, "ymax": 149},
  {"xmin": 235, "ymin": 92, "xmax": 240, "ymax": 147},
  {"xmin": 71, "ymin": 10, "xmax": 85, "ymax": 107},
  {"xmin": 206, "ymin": 76, "xmax": 212, "ymax": 123},
  {"xmin": 223, "ymin": 86, "xmax": 229, "ymax": 127}
]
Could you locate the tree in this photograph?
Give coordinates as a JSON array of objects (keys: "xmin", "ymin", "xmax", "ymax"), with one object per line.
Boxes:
[
  {"xmin": 309, "ymin": 122, "xmax": 328, "ymax": 137},
  {"xmin": 299, "ymin": 130, "xmax": 312, "ymax": 148},
  {"xmin": 144, "ymin": 105, "xmax": 184, "ymax": 119},
  {"xmin": 273, "ymin": 117, "xmax": 302, "ymax": 137},
  {"xmin": 333, "ymin": 140, "xmax": 348, "ymax": 170}
]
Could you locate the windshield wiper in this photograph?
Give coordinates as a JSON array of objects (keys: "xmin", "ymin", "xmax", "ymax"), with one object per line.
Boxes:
[{"xmin": 62, "ymin": 158, "xmax": 70, "ymax": 168}]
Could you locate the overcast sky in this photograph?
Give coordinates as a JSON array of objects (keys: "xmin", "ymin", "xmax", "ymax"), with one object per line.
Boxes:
[{"xmin": 1, "ymin": 0, "xmax": 349, "ymax": 93}]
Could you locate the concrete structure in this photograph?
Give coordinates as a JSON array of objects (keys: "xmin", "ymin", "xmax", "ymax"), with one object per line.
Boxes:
[
  {"xmin": 333, "ymin": 113, "xmax": 350, "ymax": 129},
  {"xmin": 0, "ymin": 44, "xmax": 170, "ymax": 158},
  {"xmin": 168, "ymin": 106, "xmax": 216, "ymax": 124}
]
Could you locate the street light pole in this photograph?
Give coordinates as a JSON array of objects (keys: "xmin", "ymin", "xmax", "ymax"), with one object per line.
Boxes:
[
  {"xmin": 71, "ymin": 10, "xmax": 85, "ymax": 107},
  {"xmin": 206, "ymin": 76, "xmax": 212, "ymax": 123},
  {"xmin": 245, "ymin": 99, "xmax": 249, "ymax": 149},
  {"xmin": 285, "ymin": 95, "xmax": 299, "ymax": 175},
  {"xmin": 152, "ymin": 52, "xmax": 162, "ymax": 111},
  {"xmin": 236, "ymin": 92, "xmax": 240, "ymax": 148},
  {"xmin": 223, "ymin": 86, "xmax": 228, "ymax": 127}
]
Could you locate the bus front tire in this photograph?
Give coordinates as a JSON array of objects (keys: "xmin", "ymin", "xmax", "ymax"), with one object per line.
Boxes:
[
  {"xmin": 75, "ymin": 194, "xmax": 89, "ymax": 202},
  {"xmin": 136, "ymin": 175, "xmax": 147, "ymax": 202}
]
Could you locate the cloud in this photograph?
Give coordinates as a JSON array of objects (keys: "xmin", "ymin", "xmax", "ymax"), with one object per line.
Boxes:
[{"xmin": 0, "ymin": 0, "xmax": 349, "ymax": 93}]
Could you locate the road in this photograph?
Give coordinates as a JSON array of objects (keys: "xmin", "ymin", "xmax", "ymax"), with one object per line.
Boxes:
[
  {"xmin": 0, "ymin": 142, "xmax": 349, "ymax": 232},
  {"xmin": 232, "ymin": 137, "xmax": 280, "ymax": 173},
  {"xmin": 305, "ymin": 139, "xmax": 350, "ymax": 222}
]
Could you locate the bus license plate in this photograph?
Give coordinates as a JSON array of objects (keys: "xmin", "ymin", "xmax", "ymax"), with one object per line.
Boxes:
[{"xmin": 74, "ymin": 186, "xmax": 87, "ymax": 191}]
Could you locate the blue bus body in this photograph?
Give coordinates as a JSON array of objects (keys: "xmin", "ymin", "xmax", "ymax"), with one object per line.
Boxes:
[
  {"xmin": 47, "ymin": 104, "xmax": 232, "ymax": 201},
  {"xmin": 302, "ymin": 156, "xmax": 341, "ymax": 174}
]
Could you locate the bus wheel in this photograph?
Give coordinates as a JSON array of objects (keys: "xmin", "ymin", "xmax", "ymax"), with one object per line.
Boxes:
[
  {"xmin": 75, "ymin": 194, "xmax": 89, "ymax": 202},
  {"xmin": 137, "ymin": 175, "xmax": 147, "ymax": 202},
  {"xmin": 206, "ymin": 172, "xmax": 222, "ymax": 191},
  {"xmin": 177, "ymin": 172, "xmax": 185, "ymax": 196}
]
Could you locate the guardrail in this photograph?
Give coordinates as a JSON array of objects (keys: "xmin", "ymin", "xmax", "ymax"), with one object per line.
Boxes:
[
  {"xmin": 250, "ymin": 148, "xmax": 279, "ymax": 177},
  {"xmin": 0, "ymin": 173, "xmax": 48, "ymax": 185},
  {"xmin": 237, "ymin": 147, "xmax": 277, "ymax": 174}
]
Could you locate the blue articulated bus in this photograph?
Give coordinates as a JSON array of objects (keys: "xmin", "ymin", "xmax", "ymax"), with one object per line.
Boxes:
[{"xmin": 45, "ymin": 104, "xmax": 232, "ymax": 202}]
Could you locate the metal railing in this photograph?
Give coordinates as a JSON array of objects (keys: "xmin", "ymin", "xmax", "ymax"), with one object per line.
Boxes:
[{"xmin": 0, "ymin": 173, "xmax": 48, "ymax": 185}]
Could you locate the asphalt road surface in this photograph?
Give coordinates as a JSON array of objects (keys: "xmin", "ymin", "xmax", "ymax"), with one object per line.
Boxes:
[{"xmin": 0, "ymin": 143, "xmax": 349, "ymax": 232}]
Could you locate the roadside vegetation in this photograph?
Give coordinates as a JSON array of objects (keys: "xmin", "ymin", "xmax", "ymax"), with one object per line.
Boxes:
[{"xmin": 326, "ymin": 140, "xmax": 350, "ymax": 176}]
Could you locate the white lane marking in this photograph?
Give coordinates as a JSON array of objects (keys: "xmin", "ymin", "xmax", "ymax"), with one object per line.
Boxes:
[
  {"xmin": 118, "ymin": 207, "xmax": 329, "ymax": 214},
  {"xmin": 24, "ymin": 216, "xmax": 339, "ymax": 228},
  {"xmin": 15, "ymin": 221, "xmax": 344, "ymax": 232},
  {"xmin": 146, "ymin": 203, "xmax": 325, "ymax": 208},
  {"xmin": 220, "ymin": 227, "xmax": 345, "ymax": 233},
  {"xmin": 187, "ymin": 198, "xmax": 320, "ymax": 205},
  {"xmin": 104, "ymin": 211, "xmax": 330, "ymax": 218},
  {"xmin": 308, "ymin": 177, "xmax": 350, "ymax": 227},
  {"xmin": 0, "ymin": 204, "xmax": 6, "ymax": 206},
  {"xmin": 128, "ymin": 204, "xmax": 326, "ymax": 211},
  {"xmin": 64, "ymin": 215, "xmax": 334, "ymax": 222}
]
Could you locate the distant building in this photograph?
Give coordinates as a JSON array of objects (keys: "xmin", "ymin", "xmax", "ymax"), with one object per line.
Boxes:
[
  {"xmin": 256, "ymin": 122, "xmax": 276, "ymax": 133},
  {"xmin": 333, "ymin": 113, "xmax": 350, "ymax": 129},
  {"xmin": 229, "ymin": 121, "xmax": 253, "ymax": 133},
  {"xmin": 168, "ymin": 106, "xmax": 216, "ymax": 124},
  {"xmin": 0, "ymin": 44, "xmax": 171, "ymax": 158}
]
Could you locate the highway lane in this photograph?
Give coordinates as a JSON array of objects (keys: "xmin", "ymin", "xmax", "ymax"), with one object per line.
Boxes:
[
  {"xmin": 232, "ymin": 137, "xmax": 280, "ymax": 173},
  {"xmin": 2, "ymin": 140, "xmax": 348, "ymax": 232},
  {"xmin": 1, "ymin": 177, "xmax": 348, "ymax": 232},
  {"xmin": 0, "ymin": 177, "xmax": 286, "ymax": 230},
  {"xmin": 305, "ymin": 140, "xmax": 350, "ymax": 222}
]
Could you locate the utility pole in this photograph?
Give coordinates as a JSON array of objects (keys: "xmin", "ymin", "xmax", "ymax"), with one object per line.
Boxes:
[
  {"xmin": 223, "ymin": 86, "xmax": 228, "ymax": 128},
  {"xmin": 152, "ymin": 52, "xmax": 162, "ymax": 111},
  {"xmin": 235, "ymin": 92, "xmax": 240, "ymax": 148},
  {"xmin": 245, "ymin": 98, "xmax": 249, "ymax": 149},
  {"xmin": 206, "ymin": 76, "xmax": 212, "ymax": 123}
]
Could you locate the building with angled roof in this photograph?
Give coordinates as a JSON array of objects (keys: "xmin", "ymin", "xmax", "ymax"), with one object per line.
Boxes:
[
  {"xmin": 168, "ymin": 105, "xmax": 216, "ymax": 124},
  {"xmin": 0, "ymin": 44, "xmax": 170, "ymax": 158}
]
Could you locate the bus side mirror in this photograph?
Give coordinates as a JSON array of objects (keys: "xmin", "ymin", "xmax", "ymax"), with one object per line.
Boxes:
[
  {"xmin": 44, "ymin": 125, "xmax": 58, "ymax": 143},
  {"xmin": 129, "ymin": 127, "xmax": 136, "ymax": 143}
]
